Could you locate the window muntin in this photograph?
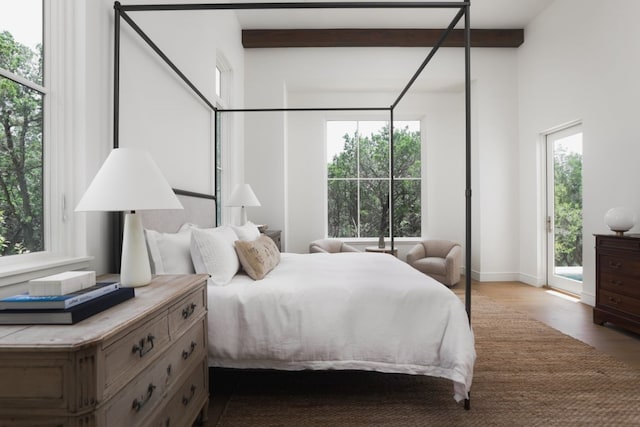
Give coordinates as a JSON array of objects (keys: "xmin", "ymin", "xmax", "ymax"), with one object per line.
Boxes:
[
  {"xmin": 327, "ymin": 120, "xmax": 421, "ymax": 239},
  {"xmin": 0, "ymin": 1, "xmax": 45, "ymax": 256}
]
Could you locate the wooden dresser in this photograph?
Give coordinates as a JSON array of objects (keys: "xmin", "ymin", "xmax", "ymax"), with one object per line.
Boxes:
[
  {"xmin": 0, "ymin": 274, "xmax": 209, "ymax": 426},
  {"xmin": 594, "ymin": 234, "xmax": 640, "ymax": 334}
]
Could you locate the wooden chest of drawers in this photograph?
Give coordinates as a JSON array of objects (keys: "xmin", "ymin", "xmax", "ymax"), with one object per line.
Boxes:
[
  {"xmin": 594, "ymin": 234, "xmax": 640, "ymax": 334},
  {"xmin": 0, "ymin": 274, "xmax": 209, "ymax": 426}
]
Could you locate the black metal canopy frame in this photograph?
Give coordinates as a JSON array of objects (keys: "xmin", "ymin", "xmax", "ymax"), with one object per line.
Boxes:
[{"xmin": 113, "ymin": 0, "xmax": 473, "ymax": 409}]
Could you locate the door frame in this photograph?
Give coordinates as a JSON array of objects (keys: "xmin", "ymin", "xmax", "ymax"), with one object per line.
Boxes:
[{"xmin": 544, "ymin": 121, "xmax": 583, "ymax": 295}]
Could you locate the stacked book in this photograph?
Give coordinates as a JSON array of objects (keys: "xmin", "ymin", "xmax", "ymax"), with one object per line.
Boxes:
[{"xmin": 0, "ymin": 271, "xmax": 134, "ymax": 325}]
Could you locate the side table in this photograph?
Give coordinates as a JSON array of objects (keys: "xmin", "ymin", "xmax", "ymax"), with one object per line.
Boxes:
[
  {"xmin": 264, "ymin": 229, "xmax": 282, "ymax": 252},
  {"xmin": 365, "ymin": 246, "xmax": 398, "ymax": 257}
]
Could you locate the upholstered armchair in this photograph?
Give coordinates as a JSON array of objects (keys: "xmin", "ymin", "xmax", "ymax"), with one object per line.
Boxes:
[
  {"xmin": 406, "ymin": 239, "xmax": 462, "ymax": 287},
  {"xmin": 309, "ymin": 239, "xmax": 360, "ymax": 254}
]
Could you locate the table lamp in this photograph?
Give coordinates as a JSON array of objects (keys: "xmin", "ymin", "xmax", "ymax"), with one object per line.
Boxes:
[
  {"xmin": 227, "ymin": 184, "xmax": 261, "ymax": 225},
  {"xmin": 75, "ymin": 148, "xmax": 183, "ymax": 287}
]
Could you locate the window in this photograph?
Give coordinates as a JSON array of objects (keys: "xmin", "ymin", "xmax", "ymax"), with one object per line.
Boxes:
[
  {"xmin": 214, "ymin": 57, "xmax": 231, "ymax": 225},
  {"xmin": 327, "ymin": 120, "xmax": 421, "ymax": 239},
  {"xmin": 0, "ymin": 0, "xmax": 44, "ymax": 256}
]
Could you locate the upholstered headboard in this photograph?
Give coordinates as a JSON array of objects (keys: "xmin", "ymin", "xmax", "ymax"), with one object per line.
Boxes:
[{"xmin": 138, "ymin": 189, "xmax": 217, "ymax": 232}]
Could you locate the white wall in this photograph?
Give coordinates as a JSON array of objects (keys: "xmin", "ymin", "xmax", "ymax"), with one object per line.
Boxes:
[
  {"xmin": 517, "ymin": 0, "xmax": 640, "ymax": 304},
  {"xmin": 245, "ymin": 47, "xmax": 520, "ymax": 274},
  {"xmin": 77, "ymin": 2, "xmax": 245, "ymax": 273}
]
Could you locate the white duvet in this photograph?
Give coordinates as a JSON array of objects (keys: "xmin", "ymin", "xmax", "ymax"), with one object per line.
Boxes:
[{"xmin": 207, "ymin": 252, "xmax": 475, "ymax": 402}]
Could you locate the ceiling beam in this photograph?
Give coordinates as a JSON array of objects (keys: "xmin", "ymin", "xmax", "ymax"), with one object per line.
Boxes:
[{"xmin": 242, "ymin": 28, "xmax": 524, "ymax": 48}]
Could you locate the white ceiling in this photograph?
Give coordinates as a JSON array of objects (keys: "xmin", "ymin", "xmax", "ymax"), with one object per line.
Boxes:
[{"xmin": 235, "ymin": 0, "xmax": 555, "ymax": 30}]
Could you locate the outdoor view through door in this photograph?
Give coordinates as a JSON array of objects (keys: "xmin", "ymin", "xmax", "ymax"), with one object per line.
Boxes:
[
  {"xmin": 546, "ymin": 124, "xmax": 583, "ymax": 295},
  {"xmin": 327, "ymin": 120, "xmax": 421, "ymax": 239}
]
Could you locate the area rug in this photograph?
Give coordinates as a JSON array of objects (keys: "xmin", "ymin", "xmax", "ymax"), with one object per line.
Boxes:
[{"xmin": 213, "ymin": 293, "xmax": 640, "ymax": 426}]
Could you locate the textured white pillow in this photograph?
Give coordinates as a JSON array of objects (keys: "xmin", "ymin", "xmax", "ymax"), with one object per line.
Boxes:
[
  {"xmin": 231, "ymin": 221, "xmax": 261, "ymax": 241},
  {"xmin": 145, "ymin": 223, "xmax": 195, "ymax": 274},
  {"xmin": 190, "ymin": 226, "xmax": 240, "ymax": 285}
]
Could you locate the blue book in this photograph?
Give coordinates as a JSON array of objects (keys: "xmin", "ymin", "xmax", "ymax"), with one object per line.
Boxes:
[
  {"xmin": 0, "ymin": 281, "xmax": 120, "ymax": 310},
  {"xmin": 0, "ymin": 287, "xmax": 135, "ymax": 325}
]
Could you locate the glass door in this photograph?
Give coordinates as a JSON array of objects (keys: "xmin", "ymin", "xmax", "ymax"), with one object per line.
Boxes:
[{"xmin": 546, "ymin": 124, "xmax": 583, "ymax": 295}]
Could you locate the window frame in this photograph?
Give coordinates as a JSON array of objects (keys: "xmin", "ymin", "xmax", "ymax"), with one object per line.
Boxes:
[
  {"xmin": 325, "ymin": 118, "xmax": 422, "ymax": 241},
  {"xmin": 0, "ymin": 0, "xmax": 90, "ymax": 288}
]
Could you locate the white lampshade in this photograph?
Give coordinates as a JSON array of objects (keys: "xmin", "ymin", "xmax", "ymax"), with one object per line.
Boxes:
[
  {"xmin": 604, "ymin": 206, "xmax": 636, "ymax": 236},
  {"xmin": 75, "ymin": 148, "xmax": 183, "ymax": 212},
  {"xmin": 76, "ymin": 148, "xmax": 183, "ymax": 287},
  {"xmin": 226, "ymin": 184, "xmax": 261, "ymax": 225}
]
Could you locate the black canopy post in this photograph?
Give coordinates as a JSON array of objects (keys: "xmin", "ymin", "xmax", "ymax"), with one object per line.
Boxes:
[
  {"xmin": 390, "ymin": 107, "xmax": 395, "ymax": 252},
  {"xmin": 113, "ymin": 2, "xmax": 121, "ymax": 148},
  {"xmin": 464, "ymin": 3, "xmax": 472, "ymax": 323},
  {"xmin": 464, "ymin": 1, "xmax": 472, "ymax": 410}
]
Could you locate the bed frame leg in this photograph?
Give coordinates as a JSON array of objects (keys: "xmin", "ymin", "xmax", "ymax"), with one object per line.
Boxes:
[{"xmin": 464, "ymin": 392, "xmax": 471, "ymax": 410}]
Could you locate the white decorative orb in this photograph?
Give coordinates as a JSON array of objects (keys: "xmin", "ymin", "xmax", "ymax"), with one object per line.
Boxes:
[{"xmin": 604, "ymin": 207, "xmax": 636, "ymax": 235}]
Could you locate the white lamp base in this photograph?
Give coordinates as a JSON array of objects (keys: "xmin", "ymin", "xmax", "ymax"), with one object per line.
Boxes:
[
  {"xmin": 240, "ymin": 206, "xmax": 248, "ymax": 225},
  {"xmin": 121, "ymin": 213, "xmax": 152, "ymax": 287}
]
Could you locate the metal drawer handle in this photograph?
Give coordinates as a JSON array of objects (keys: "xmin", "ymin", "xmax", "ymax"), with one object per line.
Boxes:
[
  {"xmin": 131, "ymin": 334, "xmax": 155, "ymax": 358},
  {"xmin": 608, "ymin": 296, "xmax": 620, "ymax": 305},
  {"xmin": 182, "ymin": 385, "xmax": 197, "ymax": 406},
  {"xmin": 132, "ymin": 383, "xmax": 156, "ymax": 412},
  {"xmin": 182, "ymin": 341, "xmax": 197, "ymax": 360},
  {"xmin": 182, "ymin": 303, "xmax": 197, "ymax": 319},
  {"xmin": 608, "ymin": 261, "xmax": 622, "ymax": 269}
]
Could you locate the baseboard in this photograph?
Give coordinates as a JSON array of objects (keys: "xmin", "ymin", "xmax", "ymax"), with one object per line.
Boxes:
[
  {"xmin": 518, "ymin": 273, "xmax": 546, "ymax": 287},
  {"xmin": 580, "ymin": 292, "xmax": 595, "ymax": 307},
  {"xmin": 470, "ymin": 270, "xmax": 521, "ymax": 282}
]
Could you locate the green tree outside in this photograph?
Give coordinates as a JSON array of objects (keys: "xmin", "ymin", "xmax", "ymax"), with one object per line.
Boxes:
[
  {"xmin": 328, "ymin": 122, "xmax": 421, "ymax": 238},
  {"xmin": 0, "ymin": 31, "xmax": 44, "ymax": 255},
  {"xmin": 554, "ymin": 147, "xmax": 582, "ymax": 267}
]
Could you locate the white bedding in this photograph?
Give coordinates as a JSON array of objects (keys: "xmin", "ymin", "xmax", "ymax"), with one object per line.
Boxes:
[{"xmin": 207, "ymin": 252, "xmax": 475, "ymax": 402}]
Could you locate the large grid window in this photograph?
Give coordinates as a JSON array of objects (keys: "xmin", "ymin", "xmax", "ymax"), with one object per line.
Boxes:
[
  {"xmin": 327, "ymin": 120, "xmax": 421, "ymax": 239},
  {"xmin": 0, "ymin": 0, "xmax": 44, "ymax": 256}
]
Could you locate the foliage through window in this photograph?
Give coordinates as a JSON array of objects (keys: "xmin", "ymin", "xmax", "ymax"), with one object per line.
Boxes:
[
  {"xmin": 327, "ymin": 120, "xmax": 421, "ymax": 239},
  {"xmin": 0, "ymin": 1, "xmax": 44, "ymax": 256}
]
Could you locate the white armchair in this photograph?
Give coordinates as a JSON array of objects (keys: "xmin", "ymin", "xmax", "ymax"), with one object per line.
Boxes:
[
  {"xmin": 406, "ymin": 239, "xmax": 462, "ymax": 287},
  {"xmin": 309, "ymin": 239, "xmax": 360, "ymax": 254}
]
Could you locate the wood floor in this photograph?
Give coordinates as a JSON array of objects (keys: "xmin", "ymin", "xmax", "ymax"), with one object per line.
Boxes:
[{"xmin": 204, "ymin": 280, "xmax": 640, "ymax": 425}]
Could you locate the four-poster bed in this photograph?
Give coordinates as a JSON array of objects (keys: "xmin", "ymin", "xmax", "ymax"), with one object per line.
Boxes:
[{"xmin": 113, "ymin": 0, "xmax": 474, "ymax": 410}]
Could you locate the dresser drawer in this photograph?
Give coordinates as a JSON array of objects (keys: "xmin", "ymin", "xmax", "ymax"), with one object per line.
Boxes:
[
  {"xmin": 598, "ymin": 289, "xmax": 640, "ymax": 316},
  {"xmin": 168, "ymin": 286, "xmax": 206, "ymax": 337},
  {"xmin": 598, "ymin": 254, "xmax": 640, "ymax": 277},
  {"xmin": 104, "ymin": 352, "xmax": 171, "ymax": 427},
  {"xmin": 104, "ymin": 313, "xmax": 170, "ymax": 396},
  {"xmin": 151, "ymin": 360, "xmax": 208, "ymax": 427},
  {"xmin": 599, "ymin": 271, "xmax": 640, "ymax": 299},
  {"xmin": 165, "ymin": 318, "xmax": 206, "ymax": 390},
  {"xmin": 597, "ymin": 235, "xmax": 640, "ymax": 252}
]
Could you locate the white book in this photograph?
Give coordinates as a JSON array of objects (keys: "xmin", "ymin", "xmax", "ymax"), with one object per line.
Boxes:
[{"xmin": 28, "ymin": 271, "xmax": 96, "ymax": 296}]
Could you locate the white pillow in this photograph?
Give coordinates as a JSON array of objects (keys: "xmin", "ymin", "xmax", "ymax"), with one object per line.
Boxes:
[
  {"xmin": 145, "ymin": 223, "xmax": 196, "ymax": 274},
  {"xmin": 231, "ymin": 221, "xmax": 261, "ymax": 241},
  {"xmin": 190, "ymin": 226, "xmax": 240, "ymax": 286}
]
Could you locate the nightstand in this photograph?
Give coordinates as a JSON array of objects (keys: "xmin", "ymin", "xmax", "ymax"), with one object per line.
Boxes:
[
  {"xmin": 264, "ymin": 229, "xmax": 282, "ymax": 251},
  {"xmin": 0, "ymin": 274, "xmax": 209, "ymax": 426}
]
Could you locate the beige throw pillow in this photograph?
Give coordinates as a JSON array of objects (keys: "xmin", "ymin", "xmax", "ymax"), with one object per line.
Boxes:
[{"xmin": 235, "ymin": 235, "xmax": 280, "ymax": 280}]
